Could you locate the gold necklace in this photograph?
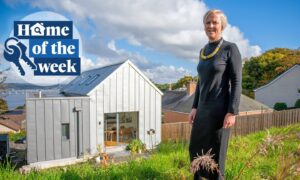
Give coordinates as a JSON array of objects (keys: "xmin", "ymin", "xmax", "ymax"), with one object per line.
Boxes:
[{"xmin": 200, "ymin": 39, "xmax": 223, "ymax": 60}]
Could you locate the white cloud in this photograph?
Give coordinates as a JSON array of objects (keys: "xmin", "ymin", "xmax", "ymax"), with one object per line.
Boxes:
[
  {"xmin": 144, "ymin": 65, "xmax": 191, "ymax": 84},
  {"xmin": 80, "ymin": 40, "xmax": 191, "ymax": 83},
  {"xmin": 10, "ymin": 0, "xmax": 261, "ymax": 60},
  {"xmin": 4, "ymin": 0, "xmax": 262, "ymax": 83},
  {"xmin": 223, "ymin": 25, "xmax": 261, "ymax": 57}
]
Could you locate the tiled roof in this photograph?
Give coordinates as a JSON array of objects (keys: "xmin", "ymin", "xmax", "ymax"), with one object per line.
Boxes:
[
  {"xmin": 0, "ymin": 110, "xmax": 25, "ymax": 126},
  {"xmin": 0, "ymin": 119, "xmax": 21, "ymax": 131}
]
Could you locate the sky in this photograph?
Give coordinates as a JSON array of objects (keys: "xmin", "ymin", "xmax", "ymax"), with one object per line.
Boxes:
[{"xmin": 0, "ymin": 0, "xmax": 299, "ymax": 84}]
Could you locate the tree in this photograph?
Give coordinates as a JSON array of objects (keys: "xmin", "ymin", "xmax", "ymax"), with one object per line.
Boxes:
[
  {"xmin": 155, "ymin": 83, "xmax": 170, "ymax": 92},
  {"xmin": 242, "ymin": 48, "xmax": 300, "ymax": 97},
  {"xmin": 172, "ymin": 76, "xmax": 193, "ymax": 90},
  {"xmin": 0, "ymin": 98, "xmax": 8, "ymax": 114},
  {"xmin": 0, "ymin": 63, "xmax": 9, "ymax": 113}
]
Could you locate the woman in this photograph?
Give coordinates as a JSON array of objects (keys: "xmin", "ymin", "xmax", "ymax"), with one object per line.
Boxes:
[{"xmin": 189, "ymin": 9, "xmax": 242, "ymax": 180}]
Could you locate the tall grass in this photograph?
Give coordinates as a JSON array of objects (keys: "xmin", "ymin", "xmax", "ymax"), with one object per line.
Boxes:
[{"xmin": 1, "ymin": 124, "xmax": 299, "ymax": 179}]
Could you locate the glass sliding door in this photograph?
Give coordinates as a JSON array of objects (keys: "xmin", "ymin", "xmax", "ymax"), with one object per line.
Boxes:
[
  {"xmin": 104, "ymin": 113, "xmax": 117, "ymax": 146},
  {"xmin": 104, "ymin": 112, "xmax": 138, "ymax": 147}
]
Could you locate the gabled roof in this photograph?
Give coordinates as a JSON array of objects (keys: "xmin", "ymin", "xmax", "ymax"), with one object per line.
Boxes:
[
  {"xmin": 254, "ymin": 64, "xmax": 300, "ymax": 92},
  {"xmin": 61, "ymin": 61, "xmax": 125, "ymax": 95},
  {"xmin": 61, "ymin": 60, "xmax": 163, "ymax": 96},
  {"xmin": 162, "ymin": 91, "xmax": 271, "ymax": 113}
]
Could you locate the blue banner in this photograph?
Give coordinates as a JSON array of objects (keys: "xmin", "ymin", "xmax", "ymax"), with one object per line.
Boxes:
[
  {"xmin": 34, "ymin": 58, "xmax": 80, "ymax": 76},
  {"xmin": 14, "ymin": 21, "xmax": 73, "ymax": 39},
  {"xmin": 29, "ymin": 39, "xmax": 79, "ymax": 58}
]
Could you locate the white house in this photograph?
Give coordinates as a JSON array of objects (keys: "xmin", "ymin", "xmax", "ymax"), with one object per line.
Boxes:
[
  {"xmin": 26, "ymin": 60, "xmax": 163, "ymax": 164},
  {"xmin": 254, "ymin": 64, "xmax": 300, "ymax": 108}
]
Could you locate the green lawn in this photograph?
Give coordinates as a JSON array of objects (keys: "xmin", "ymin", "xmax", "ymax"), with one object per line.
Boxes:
[{"xmin": 1, "ymin": 123, "xmax": 300, "ymax": 179}]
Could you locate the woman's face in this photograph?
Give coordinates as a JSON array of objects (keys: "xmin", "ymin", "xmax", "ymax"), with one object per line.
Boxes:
[{"xmin": 204, "ymin": 13, "xmax": 223, "ymax": 41}]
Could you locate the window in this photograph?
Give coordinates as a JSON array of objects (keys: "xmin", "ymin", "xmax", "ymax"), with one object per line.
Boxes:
[
  {"xmin": 298, "ymin": 88, "xmax": 300, "ymax": 93},
  {"xmin": 62, "ymin": 123, "xmax": 70, "ymax": 140}
]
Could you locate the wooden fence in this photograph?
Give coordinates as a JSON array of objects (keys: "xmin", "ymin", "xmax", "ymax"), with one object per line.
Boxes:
[{"xmin": 161, "ymin": 108, "xmax": 300, "ymax": 142}]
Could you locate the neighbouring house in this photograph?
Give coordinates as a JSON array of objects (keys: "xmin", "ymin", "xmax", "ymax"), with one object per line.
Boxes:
[
  {"xmin": 254, "ymin": 64, "xmax": 300, "ymax": 108},
  {"xmin": 163, "ymin": 81, "xmax": 272, "ymax": 123},
  {"xmin": 26, "ymin": 60, "xmax": 163, "ymax": 164},
  {"xmin": 0, "ymin": 119, "xmax": 21, "ymax": 133},
  {"xmin": 0, "ymin": 110, "xmax": 26, "ymax": 130}
]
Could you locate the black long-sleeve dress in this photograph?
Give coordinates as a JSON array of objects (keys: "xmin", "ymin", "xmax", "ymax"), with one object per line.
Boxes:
[{"xmin": 189, "ymin": 38, "xmax": 242, "ymax": 180}]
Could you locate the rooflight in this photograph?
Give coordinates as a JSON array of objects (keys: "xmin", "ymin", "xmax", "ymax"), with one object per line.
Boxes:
[
  {"xmin": 78, "ymin": 75, "xmax": 90, "ymax": 86},
  {"xmin": 85, "ymin": 74, "xmax": 100, "ymax": 85}
]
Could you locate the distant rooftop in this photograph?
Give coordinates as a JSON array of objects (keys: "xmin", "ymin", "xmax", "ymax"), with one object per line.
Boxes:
[{"xmin": 162, "ymin": 90, "xmax": 272, "ymax": 113}]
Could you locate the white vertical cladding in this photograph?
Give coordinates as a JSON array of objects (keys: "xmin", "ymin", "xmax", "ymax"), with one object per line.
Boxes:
[
  {"xmin": 103, "ymin": 77, "xmax": 110, "ymax": 113},
  {"xmin": 36, "ymin": 100, "xmax": 45, "ymax": 161},
  {"xmin": 89, "ymin": 91, "xmax": 97, "ymax": 155},
  {"xmin": 82, "ymin": 99, "xmax": 90, "ymax": 154},
  {"xmin": 110, "ymin": 73, "xmax": 117, "ymax": 112},
  {"xmin": 123, "ymin": 64, "xmax": 129, "ymax": 112},
  {"xmin": 150, "ymin": 87, "xmax": 156, "ymax": 145},
  {"xmin": 44, "ymin": 100, "xmax": 54, "ymax": 161},
  {"xmin": 129, "ymin": 65, "xmax": 135, "ymax": 111},
  {"xmin": 61, "ymin": 100, "xmax": 70, "ymax": 158},
  {"xmin": 69, "ymin": 99, "xmax": 76, "ymax": 157},
  {"xmin": 155, "ymin": 92, "xmax": 162, "ymax": 144},
  {"xmin": 116, "ymin": 67, "xmax": 123, "ymax": 112},
  {"xmin": 96, "ymin": 85, "xmax": 104, "ymax": 150},
  {"xmin": 26, "ymin": 100, "xmax": 37, "ymax": 163},
  {"xmin": 139, "ymin": 77, "xmax": 145, "ymax": 143},
  {"xmin": 53, "ymin": 100, "xmax": 62, "ymax": 159},
  {"xmin": 144, "ymin": 82, "xmax": 150, "ymax": 148},
  {"xmin": 135, "ymin": 71, "xmax": 140, "ymax": 110}
]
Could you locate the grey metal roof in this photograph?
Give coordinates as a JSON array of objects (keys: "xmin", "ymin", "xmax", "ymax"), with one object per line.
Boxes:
[
  {"xmin": 61, "ymin": 61, "xmax": 125, "ymax": 95},
  {"xmin": 162, "ymin": 91, "xmax": 272, "ymax": 113}
]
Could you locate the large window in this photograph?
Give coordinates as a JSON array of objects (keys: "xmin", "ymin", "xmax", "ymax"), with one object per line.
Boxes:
[
  {"xmin": 104, "ymin": 112, "xmax": 138, "ymax": 146},
  {"xmin": 62, "ymin": 123, "xmax": 70, "ymax": 140}
]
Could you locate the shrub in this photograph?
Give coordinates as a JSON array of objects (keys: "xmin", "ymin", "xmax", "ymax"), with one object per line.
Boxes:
[
  {"xmin": 273, "ymin": 102, "xmax": 287, "ymax": 111},
  {"xmin": 126, "ymin": 139, "xmax": 145, "ymax": 153},
  {"xmin": 8, "ymin": 130, "xmax": 26, "ymax": 142},
  {"xmin": 294, "ymin": 99, "xmax": 300, "ymax": 108}
]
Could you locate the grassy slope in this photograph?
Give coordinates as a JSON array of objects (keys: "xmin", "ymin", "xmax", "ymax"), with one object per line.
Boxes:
[{"xmin": 1, "ymin": 123, "xmax": 300, "ymax": 180}]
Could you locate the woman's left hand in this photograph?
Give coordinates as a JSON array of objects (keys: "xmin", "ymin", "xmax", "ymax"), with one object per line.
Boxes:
[{"xmin": 223, "ymin": 113, "xmax": 236, "ymax": 128}]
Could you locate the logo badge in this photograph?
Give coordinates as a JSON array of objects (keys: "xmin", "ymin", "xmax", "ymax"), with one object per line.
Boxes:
[{"xmin": 3, "ymin": 11, "xmax": 82, "ymax": 86}]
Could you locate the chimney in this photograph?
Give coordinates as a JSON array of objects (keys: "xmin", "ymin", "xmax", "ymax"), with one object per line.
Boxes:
[
  {"xmin": 187, "ymin": 81, "xmax": 196, "ymax": 96},
  {"xmin": 168, "ymin": 83, "xmax": 172, "ymax": 91}
]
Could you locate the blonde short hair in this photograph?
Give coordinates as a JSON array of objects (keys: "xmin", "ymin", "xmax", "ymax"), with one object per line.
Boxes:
[{"xmin": 203, "ymin": 9, "xmax": 228, "ymax": 30}]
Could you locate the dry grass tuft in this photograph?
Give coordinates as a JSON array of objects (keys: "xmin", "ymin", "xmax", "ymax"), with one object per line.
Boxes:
[{"xmin": 190, "ymin": 149, "xmax": 224, "ymax": 180}]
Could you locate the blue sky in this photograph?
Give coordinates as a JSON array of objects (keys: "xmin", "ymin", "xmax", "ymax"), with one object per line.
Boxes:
[{"xmin": 0, "ymin": 0, "xmax": 299, "ymax": 84}]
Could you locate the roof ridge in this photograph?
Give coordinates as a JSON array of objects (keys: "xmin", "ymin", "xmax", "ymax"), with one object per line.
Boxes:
[{"xmin": 83, "ymin": 60, "xmax": 127, "ymax": 74}]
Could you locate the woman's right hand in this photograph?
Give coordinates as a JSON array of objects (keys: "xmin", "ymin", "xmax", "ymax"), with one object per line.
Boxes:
[{"xmin": 189, "ymin": 108, "xmax": 197, "ymax": 124}]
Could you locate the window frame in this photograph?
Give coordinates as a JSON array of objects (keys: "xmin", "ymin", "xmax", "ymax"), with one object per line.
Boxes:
[{"xmin": 61, "ymin": 123, "xmax": 70, "ymax": 141}]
